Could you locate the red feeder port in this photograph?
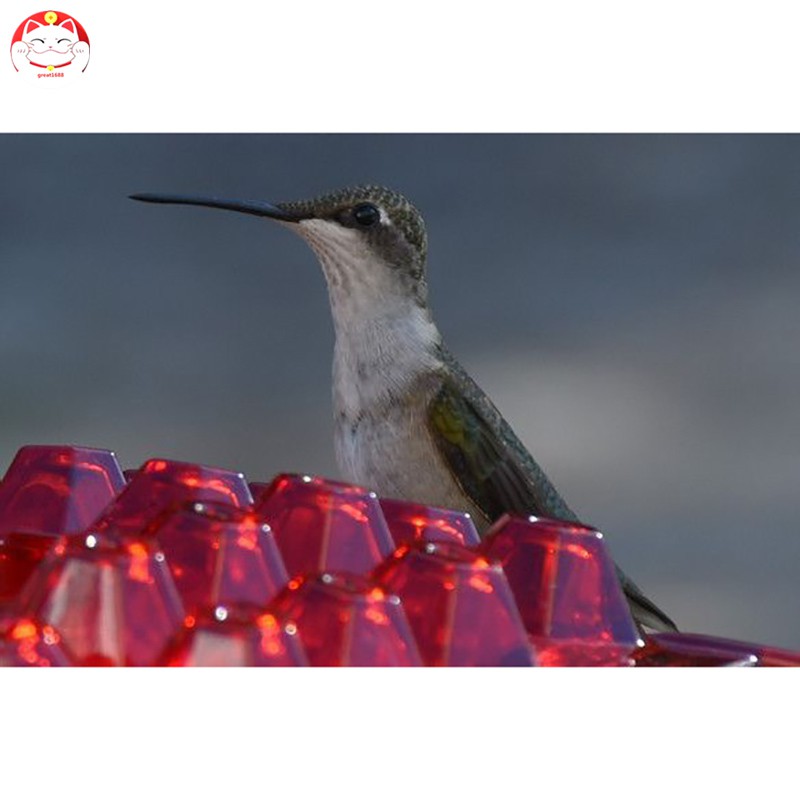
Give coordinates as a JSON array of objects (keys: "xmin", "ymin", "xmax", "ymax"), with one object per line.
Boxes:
[
  {"xmin": 149, "ymin": 501, "xmax": 289, "ymax": 614},
  {"xmin": 163, "ymin": 604, "xmax": 308, "ymax": 667},
  {"xmin": 374, "ymin": 540, "xmax": 536, "ymax": 666},
  {"xmin": 255, "ymin": 474, "xmax": 395, "ymax": 577},
  {"xmin": 270, "ymin": 572, "xmax": 421, "ymax": 666},
  {"xmin": 481, "ymin": 515, "xmax": 640, "ymax": 666},
  {"xmin": 379, "ymin": 497, "xmax": 480, "ymax": 548},
  {"xmin": 93, "ymin": 458, "xmax": 253, "ymax": 537},
  {"xmin": 0, "ymin": 446, "xmax": 125, "ymax": 536},
  {"xmin": 17, "ymin": 533, "xmax": 185, "ymax": 666}
]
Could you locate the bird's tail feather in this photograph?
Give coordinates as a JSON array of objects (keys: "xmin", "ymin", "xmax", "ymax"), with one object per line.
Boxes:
[{"xmin": 616, "ymin": 565, "xmax": 678, "ymax": 633}]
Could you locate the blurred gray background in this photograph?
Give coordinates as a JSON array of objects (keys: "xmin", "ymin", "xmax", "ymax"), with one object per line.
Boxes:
[{"xmin": 1, "ymin": 134, "xmax": 799, "ymax": 649}]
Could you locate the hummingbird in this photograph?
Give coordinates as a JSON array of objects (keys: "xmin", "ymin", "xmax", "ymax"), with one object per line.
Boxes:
[{"xmin": 130, "ymin": 184, "xmax": 677, "ymax": 633}]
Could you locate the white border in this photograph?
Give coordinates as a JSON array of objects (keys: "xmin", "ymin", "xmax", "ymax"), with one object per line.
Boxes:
[
  {"xmin": 1, "ymin": 668, "xmax": 796, "ymax": 796},
  {"xmin": 2, "ymin": 1, "xmax": 800, "ymax": 131}
]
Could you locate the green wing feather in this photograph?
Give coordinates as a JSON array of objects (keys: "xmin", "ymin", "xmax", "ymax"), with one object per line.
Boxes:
[
  {"xmin": 428, "ymin": 376, "xmax": 577, "ymax": 522},
  {"xmin": 428, "ymin": 372, "xmax": 678, "ymax": 633}
]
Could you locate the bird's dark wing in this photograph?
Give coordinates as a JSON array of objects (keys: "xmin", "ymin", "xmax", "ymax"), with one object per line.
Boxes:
[
  {"xmin": 427, "ymin": 371, "xmax": 578, "ymax": 523},
  {"xmin": 427, "ymin": 361, "xmax": 678, "ymax": 633}
]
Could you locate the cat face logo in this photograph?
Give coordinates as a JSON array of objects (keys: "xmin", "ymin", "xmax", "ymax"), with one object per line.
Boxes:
[{"xmin": 10, "ymin": 10, "xmax": 90, "ymax": 79}]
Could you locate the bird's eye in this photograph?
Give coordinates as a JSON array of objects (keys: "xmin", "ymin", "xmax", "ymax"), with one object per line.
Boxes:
[{"xmin": 352, "ymin": 203, "xmax": 380, "ymax": 227}]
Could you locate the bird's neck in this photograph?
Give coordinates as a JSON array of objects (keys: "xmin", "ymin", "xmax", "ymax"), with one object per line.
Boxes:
[
  {"xmin": 330, "ymin": 299, "xmax": 443, "ymax": 419},
  {"xmin": 295, "ymin": 218, "xmax": 442, "ymax": 416}
]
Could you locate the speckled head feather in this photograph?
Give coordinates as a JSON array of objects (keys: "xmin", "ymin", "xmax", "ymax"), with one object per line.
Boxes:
[
  {"xmin": 129, "ymin": 183, "xmax": 431, "ymax": 307},
  {"xmin": 276, "ymin": 185, "xmax": 428, "ymax": 263}
]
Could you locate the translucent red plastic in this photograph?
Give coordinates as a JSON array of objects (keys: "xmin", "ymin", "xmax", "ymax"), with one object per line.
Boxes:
[
  {"xmin": 0, "ymin": 446, "xmax": 125, "ymax": 535},
  {"xmin": 636, "ymin": 632, "xmax": 800, "ymax": 667},
  {"xmin": 481, "ymin": 515, "xmax": 640, "ymax": 666},
  {"xmin": 0, "ymin": 532, "xmax": 64, "ymax": 621},
  {"xmin": 270, "ymin": 572, "xmax": 422, "ymax": 666},
  {"xmin": 0, "ymin": 618, "xmax": 72, "ymax": 666},
  {"xmin": 148, "ymin": 501, "xmax": 289, "ymax": 614},
  {"xmin": 0, "ymin": 444, "xmax": 798, "ymax": 668},
  {"xmin": 17, "ymin": 533, "xmax": 185, "ymax": 666},
  {"xmin": 255, "ymin": 474, "xmax": 395, "ymax": 577},
  {"xmin": 379, "ymin": 498, "xmax": 480, "ymax": 548},
  {"xmin": 248, "ymin": 482, "xmax": 269, "ymax": 500},
  {"xmin": 163, "ymin": 605, "xmax": 308, "ymax": 667},
  {"xmin": 375, "ymin": 540, "xmax": 536, "ymax": 666},
  {"xmin": 93, "ymin": 458, "xmax": 253, "ymax": 537}
]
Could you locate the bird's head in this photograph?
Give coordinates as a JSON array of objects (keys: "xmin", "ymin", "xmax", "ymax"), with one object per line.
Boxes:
[{"xmin": 131, "ymin": 185, "xmax": 430, "ymax": 311}]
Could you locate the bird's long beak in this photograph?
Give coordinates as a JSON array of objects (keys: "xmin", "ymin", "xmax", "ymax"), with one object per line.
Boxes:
[{"xmin": 129, "ymin": 192, "xmax": 301, "ymax": 223}]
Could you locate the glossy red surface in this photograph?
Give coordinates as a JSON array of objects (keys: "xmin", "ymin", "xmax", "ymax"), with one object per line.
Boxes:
[
  {"xmin": 0, "ymin": 532, "xmax": 63, "ymax": 602},
  {"xmin": 16, "ymin": 533, "xmax": 185, "ymax": 665},
  {"xmin": 0, "ymin": 618, "xmax": 72, "ymax": 667},
  {"xmin": 0, "ymin": 444, "xmax": 797, "ymax": 667},
  {"xmin": 270, "ymin": 572, "xmax": 422, "ymax": 666},
  {"xmin": 163, "ymin": 604, "xmax": 308, "ymax": 667},
  {"xmin": 379, "ymin": 498, "xmax": 480, "ymax": 548},
  {"xmin": 148, "ymin": 501, "xmax": 289, "ymax": 613},
  {"xmin": 635, "ymin": 632, "xmax": 800, "ymax": 667},
  {"xmin": 375, "ymin": 541, "xmax": 536, "ymax": 666},
  {"xmin": 480, "ymin": 515, "xmax": 641, "ymax": 665},
  {"xmin": 94, "ymin": 458, "xmax": 253, "ymax": 537},
  {"xmin": 0, "ymin": 446, "xmax": 125, "ymax": 535},
  {"xmin": 255, "ymin": 474, "xmax": 395, "ymax": 577}
]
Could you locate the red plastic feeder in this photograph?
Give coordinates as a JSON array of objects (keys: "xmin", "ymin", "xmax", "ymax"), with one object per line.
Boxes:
[
  {"xmin": 254, "ymin": 474, "xmax": 394, "ymax": 577},
  {"xmin": 480, "ymin": 515, "xmax": 642, "ymax": 665},
  {"xmin": 374, "ymin": 540, "xmax": 535, "ymax": 666},
  {"xmin": 163, "ymin": 604, "xmax": 308, "ymax": 667},
  {"xmin": 0, "ymin": 445, "xmax": 125, "ymax": 535},
  {"xmin": 94, "ymin": 458, "xmax": 252, "ymax": 537},
  {"xmin": 0, "ymin": 618, "xmax": 72, "ymax": 667},
  {"xmin": 270, "ymin": 572, "xmax": 422, "ymax": 666},
  {"xmin": 144, "ymin": 501, "xmax": 289, "ymax": 614},
  {"xmin": 15, "ymin": 532, "xmax": 185, "ymax": 666},
  {"xmin": 379, "ymin": 498, "xmax": 480, "ymax": 548},
  {"xmin": 635, "ymin": 632, "xmax": 800, "ymax": 667},
  {"xmin": 0, "ymin": 531, "xmax": 66, "ymax": 615},
  {"xmin": 0, "ymin": 444, "xmax": 798, "ymax": 667}
]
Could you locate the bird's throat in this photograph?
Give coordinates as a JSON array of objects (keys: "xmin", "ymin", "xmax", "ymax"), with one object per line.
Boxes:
[{"xmin": 331, "ymin": 305, "xmax": 443, "ymax": 420}]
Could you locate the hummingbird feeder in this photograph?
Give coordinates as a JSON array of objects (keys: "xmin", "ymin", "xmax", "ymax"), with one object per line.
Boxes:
[{"xmin": 0, "ymin": 444, "xmax": 798, "ymax": 667}]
